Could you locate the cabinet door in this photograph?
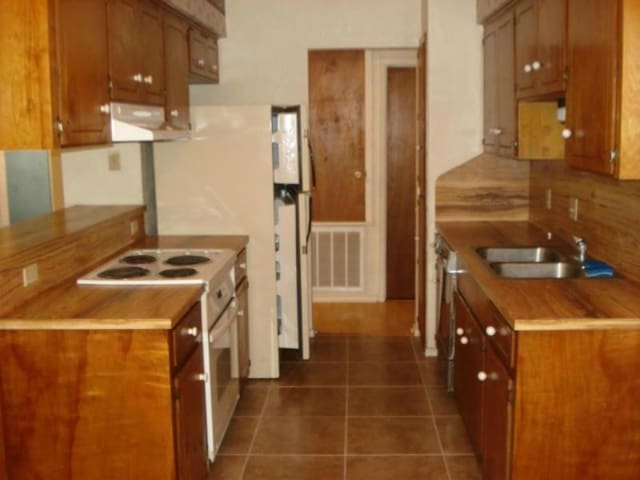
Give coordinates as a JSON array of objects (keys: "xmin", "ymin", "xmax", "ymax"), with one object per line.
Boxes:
[
  {"xmin": 495, "ymin": 10, "xmax": 516, "ymax": 156},
  {"xmin": 565, "ymin": 0, "xmax": 619, "ymax": 175},
  {"xmin": 163, "ymin": 12, "xmax": 190, "ymax": 129},
  {"xmin": 536, "ymin": 0, "xmax": 566, "ymax": 94},
  {"xmin": 236, "ymin": 279, "xmax": 250, "ymax": 379},
  {"xmin": 107, "ymin": 0, "xmax": 141, "ymax": 103},
  {"xmin": 210, "ymin": 0, "xmax": 225, "ymax": 14},
  {"xmin": 54, "ymin": 0, "xmax": 110, "ymax": 146},
  {"xmin": 189, "ymin": 28, "xmax": 219, "ymax": 83},
  {"xmin": 454, "ymin": 292, "xmax": 484, "ymax": 455},
  {"xmin": 515, "ymin": 0, "xmax": 537, "ymax": 98},
  {"xmin": 481, "ymin": 345, "xmax": 513, "ymax": 480},
  {"xmin": 139, "ymin": 0, "xmax": 165, "ymax": 105},
  {"xmin": 174, "ymin": 344, "xmax": 208, "ymax": 480},
  {"xmin": 483, "ymin": 24, "xmax": 499, "ymax": 153}
]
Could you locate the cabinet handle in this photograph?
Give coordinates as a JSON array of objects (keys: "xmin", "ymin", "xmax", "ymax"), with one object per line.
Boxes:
[
  {"xmin": 490, "ymin": 128, "xmax": 502, "ymax": 136},
  {"xmin": 144, "ymin": 75, "xmax": 153, "ymax": 85},
  {"xmin": 477, "ymin": 371, "xmax": 488, "ymax": 382},
  {"xmin": 194, "ymin": 373, "xmax": 208, "ymax": 382},
  {"xmin": 562, "ymin": 128, "xmax": 572, "ymax": 139},
  {"xmin": 239, "ymin": 262, "xmax": 247, "ymax": 269},
  {"xmin": 210, "ymin": 64, "xmax": 218, "ymax": 72},
  {"xmin": 197, "ymin": 58, "xmax": 206, "ymax": 67},
  {"xmin": 523, "ymin": 64, "xmax": 532, "ymax": 73},
  {"xmin": 133, "ymin": 73, "xmax": 143, "ymax": 83},
  {"xmin": 532, "ymin": 60, "xmax": 542, "ymax": 71},
  {"xmin": 99, "ymin": 104, "xmax": 110, "ymax": 114},
  {"xmin": 237, "ymin": 309, "xmax": 245, "ymax": 317},
  {"xmin": 456, "ymin": 327, "xmax": 464, "ymax": 336},
  {"xmin": 170, "ymin": 109, "xmax": 179, "ymax": 118},
  {"xmin": 486, "ymin": 326, "xmax": 496, "ymax": 336},
  {"xmin": 460, "ymin": 336, "xmax": 469, "ymax": 345},
  {"xmin": 182, "ymin": 326, "xmax": 199, "ymax": 337}
]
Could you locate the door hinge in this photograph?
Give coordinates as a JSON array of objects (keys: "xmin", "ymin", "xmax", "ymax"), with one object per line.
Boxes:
[
  {"xmin": 108, "ymin": 77, "xmax": 113, "ymax": 91},
  {"xmin": 610, "ymin": 149, "xmax": 618, "ymax": 168},
  {"xmin": 508, "ymin": 388, "xmax": 516, "ymax": 404},
  {"xmin": 55, "ymin": 119, "xmax": 64, "ymax": 135}
]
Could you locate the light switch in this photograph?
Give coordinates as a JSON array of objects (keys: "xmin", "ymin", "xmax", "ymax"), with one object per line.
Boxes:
[
  {"xmin": 569, "ymin": 197, "xmax": 579, "ymax": 221},
  {"xmin": 545, "ymin": 189, "xmax": 552, "ymax": 210},
  {"xmin": 129, "ymin": 220, "xmax": 139, "ymax": 236},
  {"xmin": 108, "ymin": 151, "xmax": 121, "ymax": 171},
  {"xmin": 22, "ymin": 263, "xmax": 39, "ymax": 286}
]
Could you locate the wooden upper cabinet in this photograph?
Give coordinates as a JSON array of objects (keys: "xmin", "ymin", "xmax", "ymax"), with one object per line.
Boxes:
[
  {"xmin": 565, "ymin": 0, "xmax": 618, "ymax": 176},
  {"xmin": 477, "ymin": 0, "xmax": 512, "ymax": 24},
  {"xmin": 483, "ymin": 8, "xmax": 517, "ymax": 157},
  {"xmin": 108, "ymin": 0, "xmax": 165, "ymax": 105},
  {"xmin": 515, "ymin": 0, "xmax": 566, "ymax": 99},
  {"xmin": 189, "ymin": 28, "xmax": 220, "ymax": 83},
  {"xmin": 164, "ymin": 12, "xmax": 190, "ymax": 129},
  {"xmin": 210, "ymin": 0, "xmax": 225, "ymax": 14},
  {"xmin": 53, "ymin": 0, "xmax": 111, "ymax": 146}
]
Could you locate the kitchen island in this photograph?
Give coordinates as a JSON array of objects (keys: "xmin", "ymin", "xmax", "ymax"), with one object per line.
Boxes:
[
  {"xmin": 437, "ymin": 220, "xmax": 640, "ymax": 480},
  {"xmin": 0, "ymin": 206, "xmax": 248, "ymax": 480}
]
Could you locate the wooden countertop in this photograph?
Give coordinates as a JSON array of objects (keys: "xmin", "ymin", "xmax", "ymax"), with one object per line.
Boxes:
[
  {"xmin": 0, "ymin": 234, "xmax": 249, "ymax": 331},
  {"xmin": 437, "ymin": 221, "xmax": 640, "ymax": 331}
]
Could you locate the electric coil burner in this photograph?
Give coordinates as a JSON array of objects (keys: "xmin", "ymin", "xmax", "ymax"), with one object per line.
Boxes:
[
  {"xmin": 159, "ymin": 267, "xmax": 198, "ymax": 278},
  {"xmin": 98, "ymin": 266, "xmax": 150, "ymax": 279},
  {"xmin": 121, "ymin": 254, "xmax": 157, "ymax": 265},
  {"xmin": 166, "ymin": 255, "xmax": 210, "ymax": 266}
]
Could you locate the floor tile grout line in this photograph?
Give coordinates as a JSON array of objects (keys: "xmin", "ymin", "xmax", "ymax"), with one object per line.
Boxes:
[
  {"xmin": 431, "ymin": 415, "xmax": 453, "ymax": 480},
  {"xmin": 239, "ymin": 382, "xmax": 273, "ymax": 479}
]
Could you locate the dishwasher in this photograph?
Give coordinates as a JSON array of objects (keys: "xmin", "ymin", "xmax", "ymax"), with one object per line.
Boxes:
[{"xmin": 434, "ymin": 233, "xmax": 459, "ymax": 392}]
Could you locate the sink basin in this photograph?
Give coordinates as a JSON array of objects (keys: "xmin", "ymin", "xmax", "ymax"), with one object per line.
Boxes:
[
  {"xmin": 489, "ymin": 261, "xmax": 584, "ymax": 279},
  {"xmin": 476, "ymin": 246, "xmax": 563, "ymax": 263}
]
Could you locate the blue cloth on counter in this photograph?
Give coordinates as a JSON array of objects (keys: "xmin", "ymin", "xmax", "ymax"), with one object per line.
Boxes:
[{"xmin": 582, "ymin": 260, "xmax": 615, "ymax": 278}]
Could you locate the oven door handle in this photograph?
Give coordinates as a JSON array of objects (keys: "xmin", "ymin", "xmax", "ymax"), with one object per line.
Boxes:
[{"xmin": 209, "ymin": 302, "xmax": 238, "ymax": 343}]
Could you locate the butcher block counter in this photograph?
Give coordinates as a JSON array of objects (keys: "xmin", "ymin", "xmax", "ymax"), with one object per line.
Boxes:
[
  {"xmin": 0, "ymin": 206, "xmax": 249, "ymax": 480},
  {"xmin": 437, "ymin": 221, "xmax": 640, "ymax": 330}
]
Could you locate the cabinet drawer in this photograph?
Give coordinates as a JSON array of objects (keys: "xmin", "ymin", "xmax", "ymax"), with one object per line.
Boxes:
[
  {"xmin": 234, "ymin": 248, "xmax": 248, "ymax": 287},
  {"xmin": 171, "ymin": 302, "xmax": 202, "ymax": 369},
  {"xmin": 458, "ymin": 273, "xmax": 515, "ymax": 368},
  {"xmin": 188, "ymin": 27, "xmax": 219, "ymax": 83}
]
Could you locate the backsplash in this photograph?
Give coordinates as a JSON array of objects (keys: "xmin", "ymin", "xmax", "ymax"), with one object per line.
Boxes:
[{"xmin": 530, "ymin": 161, "xmax": 640, "ymax": 281}]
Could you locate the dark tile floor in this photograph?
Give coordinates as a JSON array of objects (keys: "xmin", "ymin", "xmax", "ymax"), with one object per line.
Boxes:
[{"xmin": 210, "ymin": 335, "xmax": 482, "ymax": 479}]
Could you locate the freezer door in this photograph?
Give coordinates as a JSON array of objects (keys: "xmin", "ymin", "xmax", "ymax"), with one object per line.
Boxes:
[
  {"xmin": 297, "ymin": 191, "xmax": 313, "ymax": 359},
  {"xmin": 272, "ymin": 110, "xmax": 301, "ymax": 185}
]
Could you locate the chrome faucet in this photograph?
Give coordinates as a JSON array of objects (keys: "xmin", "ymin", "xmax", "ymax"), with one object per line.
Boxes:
[{"xmin": 573, "ymin": 236, "xmax": 587, "ymax": 263}]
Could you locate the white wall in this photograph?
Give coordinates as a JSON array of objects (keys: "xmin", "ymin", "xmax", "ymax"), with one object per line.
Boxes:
[
  {"xmin": 424, "ymin": 0, "xmax": 483, "ymax": 354},
  {"xmin": 61, "ymin": 144, "xmax": 144, "ymax": 206},
  {"xmin": 191, "ymin": 0, "xmax": 421, "ymax": 106}
]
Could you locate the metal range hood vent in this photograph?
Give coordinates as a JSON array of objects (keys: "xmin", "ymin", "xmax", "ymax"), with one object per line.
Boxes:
[{"xmin": 110, "ymin": 102, "xmax": 190, "ymax": 142}]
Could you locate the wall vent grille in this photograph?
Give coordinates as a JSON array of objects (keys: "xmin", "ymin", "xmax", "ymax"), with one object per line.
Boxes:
[{"xmin": 311, "ymin": 225, "xmax": 365, "ymax": 292}]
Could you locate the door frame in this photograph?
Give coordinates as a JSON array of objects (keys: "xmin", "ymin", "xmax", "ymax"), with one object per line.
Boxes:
[
  {"xmin": 0, "ymin": 151, "xmax": 9, "ymax": 227},
  {"xmin": 369, "ymin": 49, "xmax": 417, "ymax": 302}
]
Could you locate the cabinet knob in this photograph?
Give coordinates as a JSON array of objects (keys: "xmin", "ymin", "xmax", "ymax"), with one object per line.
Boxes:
[
  {"xmin": 456, "ymin": 327, "xmax": 464, "ymax": 336},
  {"xmin": 133, "ymin": 73, "xmax": 143, "ymax": 83},
  {"xmin": 490, "ymin": 128, "xmax": 502, "ymax": 136},
  {"xmin": 486, "ymin": 326, "xmax": 497, "ymax": 337},
  {"xmin": 99, "ymin": 104, "xmax": 110, "ymax": 114},
  {"xmin": 532, "ymin": 60, "xmax": 542, "ymax": 71},
  {"xmin": 210, "ymin": 64, "xmax": 218, "ymax": 72},
  {"xmin": 194, "ymin": 373, "xmax": 208, "ymax": 382},
  {"xmin": 460, "ymin": 336, "xmax": 469, "ymax": 345},
  {"xmin": 182, "ymin": 326, "xmax": 199, "ymax": 337},
  {"xmin": 523, "ymin": 64, "xmax": 532, "ymax": 73},
  {"xmin": 562, "ymin": 128, "xmax": 572, "ymax": 139},
  {"xmin": 197, "ymin": 58, "xmax": 206, "ymax": 67},
  {"xmin": 354, "ymin": 170, "xmax": 364, "ymax": 179},
  {"xmin": 237, "ymin": 309, "xmax": 245, "ymax": 317},
  {"xmin": 144, "ymin": 75, "xmax": 153, "ymax": 85},
  {"xmin": 477, "ymin": 371, "xmax": 488, "ymax": 382},
  {"xmin": 239, "ymin": 262, "xmax": 247, "ymax": 269},
  {"xmin": 170, "ymin": 109, "xmax": 179, "ymax": 118}
]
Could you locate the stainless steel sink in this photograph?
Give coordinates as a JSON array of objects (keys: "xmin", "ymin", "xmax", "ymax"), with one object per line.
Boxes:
[
  {"xmin": 476, "ymin": 246, "xmax": 563, "ymax": 263},
  {"xmin": 489, "ymin": 261, "xmax": 584, "ymax": 279}
]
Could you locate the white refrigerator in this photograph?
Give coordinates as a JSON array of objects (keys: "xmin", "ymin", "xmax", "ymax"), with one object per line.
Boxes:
[{"xmin": 153, "ymin": 105, "xmax": 313, "ymax": 378}]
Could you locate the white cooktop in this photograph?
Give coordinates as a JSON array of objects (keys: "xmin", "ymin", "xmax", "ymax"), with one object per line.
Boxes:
[{"xmin": 77, "ymin": 248, "xmax": 236, "ymax": 286}]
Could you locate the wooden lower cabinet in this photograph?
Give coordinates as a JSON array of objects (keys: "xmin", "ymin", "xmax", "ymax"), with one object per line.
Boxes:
[
  {"xmin": 454, "ymin": 274, "xmax": 640, "ymax": 479},
  {"xmin": 0, "ymin": 302, "xmax": 207, "ymax": 480},
  {"xmin": 236, "ymin": 277, "xmax": 250, "ymax": 379}
]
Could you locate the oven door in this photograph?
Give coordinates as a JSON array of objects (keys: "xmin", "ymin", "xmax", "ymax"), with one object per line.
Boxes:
[{"xmin": 208, "ymin": 300, "xmax": 239, "ymax": 460}]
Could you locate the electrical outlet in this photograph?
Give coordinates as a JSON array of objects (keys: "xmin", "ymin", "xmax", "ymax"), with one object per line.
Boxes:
[
  {"xmin": 545, "ymin": 188, "xmax": 552, "ymax": 210},
  {"xmin": 108, "ymin": 151, "xmax": 121, "ymax": 171},
  {"xmin": 129, "ymin": 220, "xmax": 139, "ymax": 236},
  {"xmin": 22, "ymin": 263, "xmax": 39, "ymax": 286},
  {"xmin": 569, "ymin": 197, "xmax": 579, "ymax": 221}
]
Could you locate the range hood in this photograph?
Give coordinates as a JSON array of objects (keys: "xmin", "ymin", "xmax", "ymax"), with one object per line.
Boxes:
[{"xmin": 110, "ymin": 102, "xmax": 190, "ymax": 142}]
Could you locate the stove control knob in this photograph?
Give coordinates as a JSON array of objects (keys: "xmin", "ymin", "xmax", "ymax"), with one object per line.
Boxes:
[{"xmin": 183, "ymin": 326, "xmax": 199, "ymax": 337}]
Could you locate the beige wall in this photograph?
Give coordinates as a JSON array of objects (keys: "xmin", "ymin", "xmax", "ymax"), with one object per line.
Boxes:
[
  {"xmin": 424, "ymin": 0, "xmax": 483, "ymax": 355},
  {"xmin": 191, "ymin": 0, "xmax": 422, "ymax": 106}
]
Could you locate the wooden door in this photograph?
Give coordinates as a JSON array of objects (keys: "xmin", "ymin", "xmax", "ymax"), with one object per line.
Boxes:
[
  {"xmin": 515, "ymin": 0, "xmax": 537, "ymax": 98},
  {"xmin": 308, "ymin": 50, "xmax": 366, "ymax": 222},
  {"xmin": 54, "ymin": 0, "xmax": 110, "ymax": 146},
  {"xmin": 496, "ymin": 10, "xmax": 516, "ymax": 156},
  {"xmin": 483, "ymin": 24, "xmax": 499, "ymax": 153},
  {"xmin": 164, "ymin": 12, "xmax": 190, "ymax": 129},
  {"xmin": 0, "ymin": 404, "xmax": 6, "ymax": 480},
  {"xmin": 107, "ymin": 0, "xmax": 141, "ymax": 103},
  {"xmin": 139, "ymin": 0, "xmax": 165, "ymax": 105},
  {"xmin": 386, "ymin": 68, "xmax": 416, "ymax": 300},
  {"xmin": 536, "ymin": 0, "xmax": 566, "ymax": 94},
  {"xmin": 454, "ymin": 293, "xmax": 485, "ymax": 455},
  {"xmin": 174, "ymin": 345, "xmax": 208, "ymax": 480},
  {"xmin": 565, "ymin": 0, "xmax": 619, "ymax": 175},
  {"xmin": 481, "ymin": 346, "xmax": 513, "ymax": 480},
  {"xmin": 416, "ymin": 34, "xmax": 427, "ymax": 348}
]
